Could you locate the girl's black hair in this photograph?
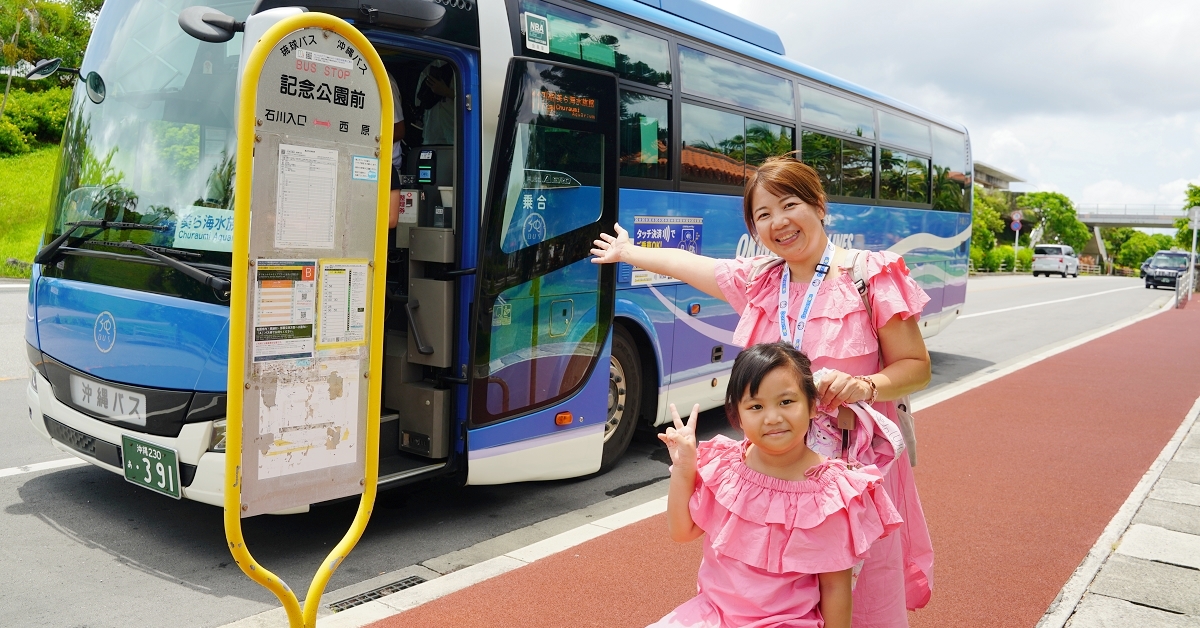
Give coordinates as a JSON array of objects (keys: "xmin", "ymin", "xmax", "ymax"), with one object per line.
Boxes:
[{"xmin": 724, "ymin": 342, "xmax": 819, "ymax": 429}]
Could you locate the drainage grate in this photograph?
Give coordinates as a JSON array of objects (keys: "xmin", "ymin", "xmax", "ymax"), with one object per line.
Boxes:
[{"xmin": 328, "ymin": 575, "xmax": 428, "ymax": 612}]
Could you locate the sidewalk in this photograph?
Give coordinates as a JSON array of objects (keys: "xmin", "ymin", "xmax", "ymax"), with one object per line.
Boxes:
[{"xmin": 297, "ymin": 299, "xmax": 1200, "ymax": 628}]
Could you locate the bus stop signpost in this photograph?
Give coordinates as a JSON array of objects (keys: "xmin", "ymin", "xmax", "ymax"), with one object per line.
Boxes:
[{"xmin": 223, "ymin": 12, "xmax": 391, "ymax": 627}]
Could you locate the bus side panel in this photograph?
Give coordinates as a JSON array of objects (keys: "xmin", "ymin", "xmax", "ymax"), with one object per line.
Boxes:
[{"xmin": 466, "ymin": 338, "xmax": 610, "ymax": 484}]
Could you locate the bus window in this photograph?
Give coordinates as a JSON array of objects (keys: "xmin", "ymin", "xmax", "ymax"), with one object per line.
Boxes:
[
  {"xmin": 519, "ymin": 0, "xmax": 672, "ymax": 88},
  {"xmin": 932, "ymin": 125, "xmax": 969, "ymax": 212},
  {"xmin": 619, "ymin": 91, "xmax": 670, "ymax": 179},
  {"xmin": 745, "ymin": 119, "xmax": 794, "ymax": 168},
  {"xmin": 681, "ymin": 103, "xmax": 745, "ymax": 186},
  {"xmin": 879, "ymin": 110, "xmax": 931, "ymax": 154},
  {"xmin": 497, "ymin": 124, "xmax": 603, "ymax": 254},
  {"xmin": 801, "ymin": 130, "xmax": 873, "ymax": 199},
  {"xmin": 881, "ymin": 148, "xmax": 930, "ymax": 204},
  {"xmin": 679, "ymin": 46, "xmax": 794, "ymax": 120},
  {"xmin": 799, "ymin": 87, "xmax": 875, "ymax": 139}
]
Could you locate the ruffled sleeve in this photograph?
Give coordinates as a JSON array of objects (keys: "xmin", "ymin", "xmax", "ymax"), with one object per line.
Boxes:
[
  {"xmin": 689, "ymin": 436, "xmax": 903, "ymax": 575},
  {"xmin": 864, "ymin": 251, "xmax": 930, "ymax": 330},
  {"xmin": 712, "ymin": 256, "xmax": 760, "ymax": 314}
]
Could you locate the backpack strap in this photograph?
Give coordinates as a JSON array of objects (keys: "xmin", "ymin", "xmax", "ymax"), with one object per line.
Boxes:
[
  {"xmin": 744, "ymin": 256, "xmax": 787, "ymax": 297},
  {"xmin": 850, "ymin": 248, "xmax": 873, "ymax": 322}
]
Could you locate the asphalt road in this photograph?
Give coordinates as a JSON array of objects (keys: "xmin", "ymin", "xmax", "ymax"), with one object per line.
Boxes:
[{"xmin": 0, "ymin": 274, "xmax": 1169, "ymax": 627}]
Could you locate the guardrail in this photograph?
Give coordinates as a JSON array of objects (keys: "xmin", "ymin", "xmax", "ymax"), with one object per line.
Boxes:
[{"xmin": 1176, "ymin": 267, "xmax": 1195, "ymax": 309}]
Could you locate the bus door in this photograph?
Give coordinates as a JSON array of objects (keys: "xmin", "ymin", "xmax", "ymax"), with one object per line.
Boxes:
[{"xmin": 466, "ymin": 59, "xmax": 617, "ymax": 484}]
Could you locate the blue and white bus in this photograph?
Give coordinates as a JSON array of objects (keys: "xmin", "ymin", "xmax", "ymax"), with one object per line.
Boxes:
[{"xmin": 23, "ymin": 0, "xmax": 971, "ymax": 507}]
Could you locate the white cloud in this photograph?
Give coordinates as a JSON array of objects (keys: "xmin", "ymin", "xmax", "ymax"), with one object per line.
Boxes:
[{"xmin": 706, "ymin": 0, "xmax": 1200, "ymax": 207}]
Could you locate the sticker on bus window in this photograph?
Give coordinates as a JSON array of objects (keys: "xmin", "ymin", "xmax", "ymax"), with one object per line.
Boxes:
[
  {"xmin": 174, "ymin": 206, "xmax": 234, "ymax": 252},
  {"xmin": 525, "ymin": 12, "xmax": 549, "ymax": 54},
  {"xmin": 631, "ymin": 216, "xmax": 704, "ymax": 286}
]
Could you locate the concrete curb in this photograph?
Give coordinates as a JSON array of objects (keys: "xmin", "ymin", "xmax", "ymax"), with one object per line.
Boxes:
[{"xmin": 1035, "ymin": 394, "xmax": 1200, "ymax": 628}]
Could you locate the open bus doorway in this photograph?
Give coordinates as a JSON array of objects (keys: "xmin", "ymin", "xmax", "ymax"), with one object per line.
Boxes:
[{"xmin": 377, "ymin": 48, "xmax": 461, "ymax": 483}]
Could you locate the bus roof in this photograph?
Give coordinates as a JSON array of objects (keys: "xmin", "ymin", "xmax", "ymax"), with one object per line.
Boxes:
[{"xmin": 589, "ymin": 0, "xmax": 969, "ymax": 135}]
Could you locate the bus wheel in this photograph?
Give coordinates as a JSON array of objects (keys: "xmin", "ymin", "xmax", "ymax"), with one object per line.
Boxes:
[{"xmin": 601, "ymin": 326, "xmax": 641, "ymax": 472}]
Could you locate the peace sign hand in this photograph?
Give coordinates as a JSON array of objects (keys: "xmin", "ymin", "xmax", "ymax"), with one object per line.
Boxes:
[{"xmin": 658, "ymin": 403, "xmax": 700, "ymax": 471}]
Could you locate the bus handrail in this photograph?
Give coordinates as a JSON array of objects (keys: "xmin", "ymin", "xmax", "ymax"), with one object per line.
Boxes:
[{"xmin": 404, "ymin": 299, "xmax": 436, "ymax": 355}]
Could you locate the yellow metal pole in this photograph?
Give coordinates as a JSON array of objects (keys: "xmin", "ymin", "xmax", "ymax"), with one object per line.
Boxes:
[{"xmin": 225, "ymin": 13, "xmax": 391, "ymax": 628}]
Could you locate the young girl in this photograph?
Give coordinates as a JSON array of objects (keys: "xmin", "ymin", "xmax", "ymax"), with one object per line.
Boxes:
[{"xmin": 651, "ymin": 343, "xmax": 902, "ymax": 628}]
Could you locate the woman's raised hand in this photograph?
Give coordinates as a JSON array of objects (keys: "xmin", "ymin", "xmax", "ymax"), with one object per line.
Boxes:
[
  {"xmin": 590, "ymin": 222, "xmax": 631, "ymax": 265},
  {"xmin": 817, "ymin": 369, "xmax": 874, "ymax": 408},
  {"xmin": 658, "ymin": 403, "xmax": 700, "ymax": 468}
]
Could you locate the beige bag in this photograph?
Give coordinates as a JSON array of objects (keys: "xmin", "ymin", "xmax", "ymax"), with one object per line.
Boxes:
[{"xmin": 849, "ymin": 249, "xmax": 919, "ymax": 467}]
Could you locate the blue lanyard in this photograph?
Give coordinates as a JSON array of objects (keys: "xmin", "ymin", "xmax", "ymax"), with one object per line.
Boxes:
[{"xmin": 778, "ymin": 240, "xmax": 836, "ymax": 350}]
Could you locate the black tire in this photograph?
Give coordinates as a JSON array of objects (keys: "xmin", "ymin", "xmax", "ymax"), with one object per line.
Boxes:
[
  {"xmin": 1061, "ymin": 272, "xmax": 1068, "ymax": 278},
  {"xmin": 600, "ymin": 325, "xmax": 641, "ymax": 472}
]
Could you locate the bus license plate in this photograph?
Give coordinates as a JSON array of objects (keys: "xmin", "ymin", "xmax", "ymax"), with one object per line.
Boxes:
[{"xmin": 121, "ymin": 435, "xmax": 181, "ymax": 499}]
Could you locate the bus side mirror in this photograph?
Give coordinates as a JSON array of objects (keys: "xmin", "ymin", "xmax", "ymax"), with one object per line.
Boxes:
[
  {"xmin": 179, "ymin": 6, "xmax": 245, "ymax": 43},
  {"xmin": 25, "ymin": 58, "xmax": 63, "ymax": 80}
]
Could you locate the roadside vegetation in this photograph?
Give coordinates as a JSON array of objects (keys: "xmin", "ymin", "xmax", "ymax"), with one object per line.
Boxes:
[{"xmin": 0, "ymin": 145, "xmax": 55, "ymax": 277}]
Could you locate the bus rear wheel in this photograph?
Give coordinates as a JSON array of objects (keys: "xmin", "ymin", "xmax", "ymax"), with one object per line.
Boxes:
[{"xmin": 601, "ymin": 326, "xmax": 641, "ymax": 472}]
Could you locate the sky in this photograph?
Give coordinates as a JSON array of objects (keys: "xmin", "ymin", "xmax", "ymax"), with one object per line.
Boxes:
[{"xmin": 707, "ymin": 0, "xmax": 1200, "ymax": 210}]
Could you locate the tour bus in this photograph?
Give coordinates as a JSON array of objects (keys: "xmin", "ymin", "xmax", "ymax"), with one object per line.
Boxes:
[{"xmin": 23, "ymin": 0, "xmax": 971, "ymax": 507}]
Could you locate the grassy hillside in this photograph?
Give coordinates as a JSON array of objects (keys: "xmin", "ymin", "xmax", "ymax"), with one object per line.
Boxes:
[{"xmin": 0, "ymin": 146, "xmax": 57, "ymax": 278}]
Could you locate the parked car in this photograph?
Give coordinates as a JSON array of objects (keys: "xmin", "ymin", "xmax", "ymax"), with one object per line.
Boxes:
[
  {"xmin": 1032, "ymin": 244, "xmax": 1080, "ymax": 277},
  {"xmin": 1144, "ymin": 251, "xmax": 1191, "ymax": 289}
]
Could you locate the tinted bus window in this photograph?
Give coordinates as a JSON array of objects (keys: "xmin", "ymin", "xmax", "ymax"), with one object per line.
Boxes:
[
  {"xmin": 681, "ymin": 103, "xmax": 746, "ymax": 186},
  {"xmin": 932, "ymin": 125, "xmax": 969, "ymax": 212},
  {"xmin": 881, "ymin": 148, "xmax": 930, "ymax": 204},
  {"xmin": 879, "ymin": 111, "xmax": 930, "ymax": 153},
  {"xmin": 679, "ymin": 46, "xmax": 794, "ymax": 120},
  {"xmin": 800, "ymin": 87, "xmax": 874, "ymax": 138},
  {"xmin": 620, "ymin": 91, "xmax": 670, "ymax": 179},
  {"xmin": 521, "ymin": 0, "xmax": 671, "ymax": 88},
  {"xmin": 498, "ymin": 122, "xmax": 604, "ymax": 254},
  {"xmin": 801, "ymin": 130, "xmax": 873, "ymax": 199},
  {"xmin": 745, "ymin": 119, "xmax": 794, "ymax": 167}
]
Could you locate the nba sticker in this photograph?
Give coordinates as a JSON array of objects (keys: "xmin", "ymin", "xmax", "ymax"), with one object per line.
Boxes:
[
  {"xmin": 525, "ymin": 12, "xmax": 549, "ymax": 54},
  {"xmin": 631, "ymin": 216, "xmax": 703, "ymax": 285}
]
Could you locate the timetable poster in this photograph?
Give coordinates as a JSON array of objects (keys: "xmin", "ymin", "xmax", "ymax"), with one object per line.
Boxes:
[
  {"xmin": 318, "ymin": 259, "xmax": 369, "ymax": 347},
  {"xmin": 252, "ymin": 260, "xmax": 317, "ymax": 361}
]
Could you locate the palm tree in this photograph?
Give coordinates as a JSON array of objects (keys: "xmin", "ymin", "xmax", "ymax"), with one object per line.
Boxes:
[{"xmin": 1, "ymin": 4, "xmax": 41, "ymax": 119}]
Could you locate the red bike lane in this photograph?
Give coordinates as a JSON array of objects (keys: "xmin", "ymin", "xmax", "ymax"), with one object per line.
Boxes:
[{"xmin": 364, "ymin": 303, "xmax": 1200, "ymax": 628}]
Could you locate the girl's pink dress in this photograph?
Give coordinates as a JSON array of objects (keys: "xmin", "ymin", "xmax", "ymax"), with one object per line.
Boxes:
[
  {"xmin": 714, "ymin": 251, "xmax": 935, "ymax": 628},
  {"xmin": 649, "ymin": 436, "xmax": 902, "ymax": 628}
]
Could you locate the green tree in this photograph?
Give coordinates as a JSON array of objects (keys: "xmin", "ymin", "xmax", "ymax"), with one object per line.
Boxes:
[
  {"xmin": 1019, "ymin": 191, "xmax": 1091, "ymax": 251},
  {"xmin": 1173, "ymin": 183, "xmax": 1200, "ymax": 249},
  {"xmin": 1115, "ymin": 232, "xmax": 1175, "ymax": 268},
  {"xmin": 1101, "ymin": 227, "xmax": 1136, "ymax": 264},
  {"xmin": 971, "ymin": 184, "xmax": 1005, "ymax": 253}
]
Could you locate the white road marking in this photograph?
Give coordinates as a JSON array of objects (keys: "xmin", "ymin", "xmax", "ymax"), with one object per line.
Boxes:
[
  {"xmin": 0, "ymin": 283, "xmax": 29, "ymax": 291},
  {"xmin": 958, "ymin": 285, "xmax": 1141, "ymax": 320},
  {"xmin": 0, "ymin": 456, "xmax": 88, "ymax": 479}
]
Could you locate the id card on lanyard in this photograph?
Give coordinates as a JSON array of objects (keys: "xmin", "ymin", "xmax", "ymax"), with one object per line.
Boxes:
[{"xmin": 778, "ymin": 240, "xmax": 836, "ymax": 350}]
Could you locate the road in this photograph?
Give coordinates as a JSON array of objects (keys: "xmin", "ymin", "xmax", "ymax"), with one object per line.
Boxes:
[{"xmin": 0, "ymin": 275, "xmax": 1169, "ymax": 627}]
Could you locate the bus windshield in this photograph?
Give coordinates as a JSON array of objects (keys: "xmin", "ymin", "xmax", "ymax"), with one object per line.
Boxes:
[{"xmin": 43, "ymin": 0, "xmax": 254, "ymax": 303}]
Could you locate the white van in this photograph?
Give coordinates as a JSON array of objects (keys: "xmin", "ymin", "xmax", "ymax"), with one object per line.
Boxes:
[{"xmin": 1032, "ymin": 244, "xmax": 1080, "ymax": 278}]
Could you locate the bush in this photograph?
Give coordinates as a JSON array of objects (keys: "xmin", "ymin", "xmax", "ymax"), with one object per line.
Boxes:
[
  {"xmin": 0, "ymin": 87, "xmax": 72, "ymax": 154},
  {"xmin": 1017, "ymin": 247, "xmax": 1033, "ymax": 271},
  {"xmin": 970, "ymin": 246, "xmax": 985, "ymax": 271},
  {"xmin": 983, "ymin": 245, "xmax": 1016, "ymax": 272},
  {"xmin": 0, "ymin": 119, "xmax": 30, "ymax": 154}
]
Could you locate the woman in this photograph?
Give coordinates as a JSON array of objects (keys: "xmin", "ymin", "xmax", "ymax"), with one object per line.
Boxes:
[{"xmin": 590, "ymin": 157, "xmax": 934, "ymax": 627}]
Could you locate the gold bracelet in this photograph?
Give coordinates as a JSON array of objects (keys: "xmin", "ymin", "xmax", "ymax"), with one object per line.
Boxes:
[{"xmin": 854, "ymin": 375, "xmax": 878, "ymax": 404}]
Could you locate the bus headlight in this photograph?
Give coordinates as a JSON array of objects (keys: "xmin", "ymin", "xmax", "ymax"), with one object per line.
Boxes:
[
  {"xmin": 29, "ymin": 366, "xmax": 37, "ymax": 392},
  {"xmin": 209, "ymin": 419, "xmax": 227, "ymax": 452}
]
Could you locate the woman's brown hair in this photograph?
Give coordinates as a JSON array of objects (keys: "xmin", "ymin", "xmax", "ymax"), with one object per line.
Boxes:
[{"xmin": 742, "ymin": 155, "xmax": 827, "ymax": 237}]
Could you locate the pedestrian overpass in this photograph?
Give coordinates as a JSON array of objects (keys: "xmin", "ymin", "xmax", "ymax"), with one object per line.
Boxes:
[{"xmin": 1075, "ymin": 205, "xmax": 1181, "ymax": 228}]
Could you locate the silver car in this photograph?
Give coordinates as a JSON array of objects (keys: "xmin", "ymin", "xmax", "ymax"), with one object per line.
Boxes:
[{"xmin": 1032, "ymin": 244, "xmax": 1080, "ymax": 278}]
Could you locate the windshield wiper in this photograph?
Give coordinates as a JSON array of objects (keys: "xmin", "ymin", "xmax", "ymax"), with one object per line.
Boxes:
[
  {"xmin": 124, "ymin": 241, "xmax": 232, "ymax": 293},
  {"xmin": 35, "ymin": 220, "xmax": 168, "ymax": 265}
]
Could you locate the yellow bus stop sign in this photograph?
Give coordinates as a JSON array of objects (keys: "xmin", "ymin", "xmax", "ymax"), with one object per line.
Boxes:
[{"xmin": 225, "ymin": 12, "xmax": 391, "ymax": 627}]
